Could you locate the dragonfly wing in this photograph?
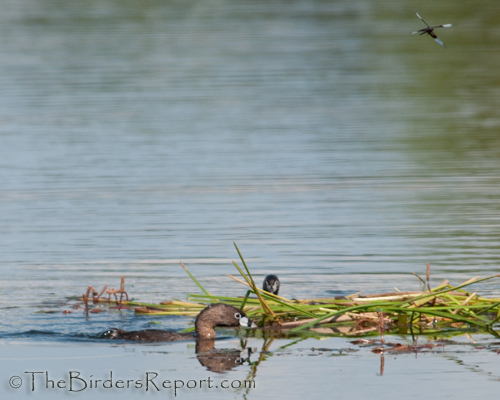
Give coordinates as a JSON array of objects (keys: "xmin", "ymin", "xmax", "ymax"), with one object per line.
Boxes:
[
  {"xmin": 434, "ymin": 37, "xmax": 446, "ymax": 47},
  {"xmin": 435, "ymin": 24, "xmax": 453, "ymax": 28},
  {"xmin": 415, "ymin": 12, "xmax": 431, "ymax": 27}
]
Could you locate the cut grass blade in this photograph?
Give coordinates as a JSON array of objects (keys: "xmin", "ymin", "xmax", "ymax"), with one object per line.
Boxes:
[
  {"xmin": 240, "ymin": 290, "xmax": 252, "ymax": 310},
  {"xmin": 181, "ymin": 261, "xmax": 211, "ymax": 296},
  {"xmin": 233, "ymin": 242, "xmax": 275, "ymax": 318}
]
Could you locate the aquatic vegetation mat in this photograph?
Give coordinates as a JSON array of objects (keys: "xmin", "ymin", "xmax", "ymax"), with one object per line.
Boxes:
[{"xmin": 75, "ymin": 243, "xmax": 500, "ymax": 338}]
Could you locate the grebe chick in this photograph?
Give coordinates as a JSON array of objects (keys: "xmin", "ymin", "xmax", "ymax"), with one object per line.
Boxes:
[{"xmin": 263, "ymin": 274, "xmax": 280, "ymax": 295}]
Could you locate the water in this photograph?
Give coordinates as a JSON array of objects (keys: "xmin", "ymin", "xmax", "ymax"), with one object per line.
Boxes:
[{"xmin": 1, "ymin": 0, "xmax": 500, "ymax": 397}]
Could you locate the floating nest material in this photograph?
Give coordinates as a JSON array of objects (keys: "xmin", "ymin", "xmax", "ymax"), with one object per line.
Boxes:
[{"xmin": 78, "ymin": 243, "xmax": 500, "ymax": 338}]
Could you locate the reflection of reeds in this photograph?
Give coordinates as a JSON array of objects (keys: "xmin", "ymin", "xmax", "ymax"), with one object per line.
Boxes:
[{"xmin": 77, "ymin": 246, "xmax": 500, "ymax": 338}]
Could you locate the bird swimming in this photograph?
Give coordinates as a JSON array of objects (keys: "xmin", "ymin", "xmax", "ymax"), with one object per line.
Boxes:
[
  {"xmin": 263, "ymin": 274, "xmax": 280, "ymax": 295},
  {"xmin": 103, "ymin": 303, "xmax": 255, "ymax": 342}
]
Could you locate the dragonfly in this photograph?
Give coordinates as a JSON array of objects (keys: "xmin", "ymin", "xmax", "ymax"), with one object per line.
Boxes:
[{"xmin": 412, "ymin": 12, "xmax": 452, "ymax": 48}]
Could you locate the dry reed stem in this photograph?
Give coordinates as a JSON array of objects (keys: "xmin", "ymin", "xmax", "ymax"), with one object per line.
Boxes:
[
  {"xmin": 412, "ymin": 272, "xmax": 426, "ymax": 290},
  {"xmin": 82, "ymin": 285, "xmax": 107, "ymax": 315},
  {"xmin": 378, "ymin": 311, "xmax": 385, "ymax": 344},
  {"xmin": 107, "ymin": 275, "xmax": 129, "ymax": 307},
  {"xmin": 427, "ymin": 262, "xmax": 431, "ymax": 291},
  {"xmin": 82, "ymin": 291, "xmax": 89, "ymax": 317},
  {"xmin": 351, "ymin": 292, "xmax": 424, "ymax": 302},
  {"xmin": 451, "ymin": 292, "xmax": 476, "ymax": 314}
]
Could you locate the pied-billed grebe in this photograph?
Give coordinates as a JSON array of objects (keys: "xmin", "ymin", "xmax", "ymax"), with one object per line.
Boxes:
[
  {"xmin": 263, "ymin": 274, "xmax": 280, "ymax": 295},
  {"xmin": 103, "ymin": 303, "xmax": 255, "ymax": 342}
]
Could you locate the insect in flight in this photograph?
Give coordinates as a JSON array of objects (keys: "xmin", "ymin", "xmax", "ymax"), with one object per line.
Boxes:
[{"xmin": 412, "ymin": 12, "xmax": 452, "ymax": 48}]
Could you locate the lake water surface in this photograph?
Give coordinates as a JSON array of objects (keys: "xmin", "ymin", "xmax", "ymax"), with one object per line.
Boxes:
[{"xmin": 1, "ymin": 0, "xmax": 500, "ymax": 398}]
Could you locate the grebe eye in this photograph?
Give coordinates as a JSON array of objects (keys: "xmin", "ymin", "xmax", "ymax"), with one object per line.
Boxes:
[{"xmin": 234, "ymin": 313, "xmax": 241, "ymax": 319}]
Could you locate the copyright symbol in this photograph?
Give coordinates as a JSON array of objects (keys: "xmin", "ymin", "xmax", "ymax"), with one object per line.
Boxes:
[{"xmin": 9, "ymin": 376, "xmax": 22, "ymax": 389}]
